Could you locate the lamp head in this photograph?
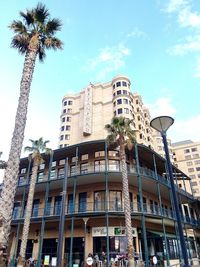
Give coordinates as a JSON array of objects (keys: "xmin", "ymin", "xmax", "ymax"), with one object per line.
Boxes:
[{"xmin": 150, "ymin": 116, "xmax": 174, "ymax": 133}]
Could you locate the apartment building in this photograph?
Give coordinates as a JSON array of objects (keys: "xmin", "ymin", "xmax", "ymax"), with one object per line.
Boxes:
[
  {"xmin": 9, "ymin": 140, "xmax": 200, "ymax": 266},
  {"xmin": 59, "ymin": 75, "xmax": 154, "ymax": 149},
  {"xmin": 172, "ymin": 140, "xmax": 200, "ymax": 198}
]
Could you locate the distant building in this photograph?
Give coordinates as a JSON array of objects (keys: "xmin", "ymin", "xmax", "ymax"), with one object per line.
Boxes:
[
  {"xmin": 172, "ymin": 140, "xmax": 200, "ymax": 197},
  {"xmin": 59, "ymin": 75, "xmax": 154, "ymax": 149}
]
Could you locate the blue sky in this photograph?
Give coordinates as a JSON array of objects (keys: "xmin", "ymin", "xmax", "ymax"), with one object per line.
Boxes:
[{"xmin": 0, "ymin": 0, "xmax": 200, "ymax": 175}]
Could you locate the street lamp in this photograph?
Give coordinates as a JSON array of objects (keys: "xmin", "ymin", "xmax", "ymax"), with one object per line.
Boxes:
[{"xmin": 150, "ymin": 116, "xmax": 190, "ymax": 267}]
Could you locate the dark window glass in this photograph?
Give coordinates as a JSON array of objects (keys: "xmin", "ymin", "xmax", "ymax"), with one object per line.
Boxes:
[
  {"xmin": 117, "ymin": 99, "xmax": 122, "ymax": 104},
  {"xmin": 79, "ymin": 192, "xmax": 87, "ymax": 212},
  {"xmin": 116, "ymin": 82, "xmax": 121, "ymax": 87},
  {"xmin": 118, "ymin": 108, "xmax": 123, "ymax": 114},
  {"xmin": 122, "ymin": 81, "xmax": 127, "ymax": 87},
  {"xmin": 117, "ymin": 90, "xmax": 121, "ymax": 95}
]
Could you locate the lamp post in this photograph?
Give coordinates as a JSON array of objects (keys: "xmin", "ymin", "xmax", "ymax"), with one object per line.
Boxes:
[{"xmin": 150, "ymin": 116, "xmax": 190, "ymax": 267}]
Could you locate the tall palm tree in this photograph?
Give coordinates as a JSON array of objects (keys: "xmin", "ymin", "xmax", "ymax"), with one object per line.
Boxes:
[
  {"xmin": 0, "ymin": 153, "xmax": 7, "ymax": 170},
  {"xmin": 105, "ymin": 117, "xmax": 136, "ymax": 267},
  {"xmin": 18, "ymin": 138, "xmax": 52, "ymax": 266},
  {"xmin": 0, "ymin": 3, "xmax": 62, "ymax": 252}
]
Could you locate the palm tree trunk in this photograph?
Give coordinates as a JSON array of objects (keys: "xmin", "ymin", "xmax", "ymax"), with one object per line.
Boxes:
[
  {"xmin": 0, "ymin": 48, "xmax": 37, "ymax": 251},
  {"xmin": 18, "ymin": 158, "xmax": 39, "ymax": 266},
  {"xmin": 120, "ymin": 144, "xmax": 135, "ymax": 267}
]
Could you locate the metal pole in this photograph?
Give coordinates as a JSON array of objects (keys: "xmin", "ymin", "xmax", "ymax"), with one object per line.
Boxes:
[
  {"xmin": 57, "ymin": 158, "xmax": 68, "ymax": 267},
  {"xmin": 161, "ymin": 132, "xmax": 190, "ymax": 267},
  {"xmin": 105, "ymin": 141, "xmax": 110, "ymax": 267}
]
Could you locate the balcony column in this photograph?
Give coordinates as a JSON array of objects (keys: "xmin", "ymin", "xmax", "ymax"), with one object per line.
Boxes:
[
  {"xmin": 69, "ymin": 146, "xmax": 78, "ymax": 267},
  {"xmin": 104, "ymin": 141, "xmax": 110, "ymax": 267},
  {"xmin": 57, "ymin": 158, "xmax": 68, "ymax": 267},
  {"xmin": 152, "ymin": 154, "xmax": 170, "ymax": 266},
  {"xmin": 37, "ymin": 152, "xmax": 54, "ymax": 267},
  {"xmin": 134, "ymin": 144, "xmax": 149, "ymax": 266},
  {"xmin": 10, "ymin": 223, "xmax": 21, "ymax": 267}
]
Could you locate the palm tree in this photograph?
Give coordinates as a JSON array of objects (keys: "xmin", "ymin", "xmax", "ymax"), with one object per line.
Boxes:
[
  {"xmin": 0, "ymin": 3, "xmax": 62, "ymax": 252},
  {"xmin": 0, "ymin": 153, "xmax": 7, "ymax": 169},
  {"xmin": 105, "ymin": 117, "xmax": 136, "ymax": 267},
  {"xmin": 18, "ymin": 138, "xmax": 52, "ymax": 266}
]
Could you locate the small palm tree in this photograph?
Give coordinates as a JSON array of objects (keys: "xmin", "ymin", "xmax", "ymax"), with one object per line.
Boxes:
[
  {"xmin": 105, "ymin": 117, "xmax": 136, "ymax": 267},
  {"xmin": 0, "ymin": 153, "xmax": 7, "ymax": 170},
  {"xmin": 0, "ymin": 3, "xmax": 62, "ymax": 252},
  {"xmin": 18, "ymin": 138, "xmax": 52, "ymax": 266}
]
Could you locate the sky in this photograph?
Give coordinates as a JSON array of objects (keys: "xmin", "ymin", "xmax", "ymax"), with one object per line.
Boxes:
[{"xmin": 0, "ymin": 0, "xmax": 200, "ymax": 180}]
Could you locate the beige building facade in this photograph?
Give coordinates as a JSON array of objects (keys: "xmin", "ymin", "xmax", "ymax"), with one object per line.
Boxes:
[
  {"xmin": 59, "ymin": 75, "xmax": 154, "ymax": 149},
  {"xmin": 172, "ymin": 140, "xmax": 200, "ymax": 198}
]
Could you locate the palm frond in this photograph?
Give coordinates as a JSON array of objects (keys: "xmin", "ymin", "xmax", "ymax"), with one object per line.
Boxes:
[
  {"xmin": 11, "ymin": 34, "xmax": 29, "ymax": 54},
  {"xmin": 20, "ymin": 11, "xmax": 34, "ymax": 26},
  {"xmin": 9, "ymin": 20, "xmax": 27, "ymax": 34},
  {"xmin": 44, "ymin": 37, "xmax": 63, "ymax": 50},
  {"xmin": 45, "ymin": 18, "xmax": 62, "ymax": 35},
  {"xmin": 34, "ymin": 3, "xmax": 49, "ymax": 24}
]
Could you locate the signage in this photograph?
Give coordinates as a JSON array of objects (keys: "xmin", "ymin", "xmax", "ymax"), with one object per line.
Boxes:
[
  {"xmin": 44, "ymin": 255, "xmax": 50, "ymax": 266},
  {"xmin": 92, "ymin": 227, "xmax": 137, "ymax": 237}
]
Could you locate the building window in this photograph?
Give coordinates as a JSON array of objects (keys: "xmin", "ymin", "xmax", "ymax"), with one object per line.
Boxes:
[
  {"xmin": 67, "ymin": 108, "xmax": 72, "ymax": 114},
  {"xmin": 94, "ymin": 191, "xmax": 105, "ymax": 211},
  {"xmin": 136, "ymin": 99, "xmax": 139, "ymax": 104},
  {"xmin": 80, "ymin": 163, "xmax": 89, "ymax": 174},
  {"xmin": 191, "ymin": 147, "xmax": 197, "ymax": 152},
  {"xmin": 81, "ymin": 154, "xmax": 88, "ymax": 161},
  {"xmin": 65, "ymin": 134, "xmax": 70, "ymax": 140},
  {"xmin": 191, "ymin": 181, "xmax": 198, "ymax": 186},
  {"xmin": 124, "ymin": 108, "xmax": 129, "ymax": 114},
  {"xmin": 117, "ymin": 90, "xmax": 121, "ymax": 95},
  {"xmin": 198, "ymin": 174, "xmax": 200, "ymax": 178},
  {"xmin": 114, "ymin": 111, "xmax": 116, "ymax": 116},
  {"xmin": 66, "ymin": 117, "xmax": 71, "ymax": 122},
  {"xmin": 59, "ymin": 159, "xmax": 65, "ymax": 165},
  {"xmin": 70, "ymin": 165, "xmax": 76, "ymax": 176},
  {"xmin": 123, "ymin": 98, "xmax": 128, "ymax": 104},
  {"xmin": 114, "ymin": 101, "xmax": 116, "ymax": 107},
  {"xmin": 39, "ymin": 164, "xmax": 45, "ymax": 170},
  {"xmin": 123, "ymin": 90, "xmax": 127, "ymax": 95},
  {"xmin": 95, "ymin": 151, "xmax": 105, "ymax": 158},
  {"xmin": 37, "ymin": 172, "xmax": 44, "ymax": 182},
  {"xmin": 63, "ymin": 109, "xmax": 66, "ymax": 114},
  {"xmin": 52, "ymin": 161, "xmax": 56, "ymax": 168},
  {"xmin": 95, "ymin": 160, "xmax": 105, "ymax": 172},
  {"xmin": 108, "ymin": 150, "xmax": 119, "ymax": 157},
  {"xmin": 116, "ymin": 81, "xmax": 121, "ymax": 87},
  {"xmin": 61, "ymin": 126, "xmax": 64, "ymax": 131},
  {"xmin": 140, "ymin": 134, "xmax": 143, "ymax": 139},
  {"xmin": 189, "ymin": 175, "xmax": 196, "ymax": 179},
  {"xmin": 113, "ymin": 84, "xmax": 115, "ymax": 89},
  {"xmin": 117, "ymin": 99, "xmax": 122, "ymax": 105},
  {"xmin": 122, "ymin": 81, "xmax": 127, "ymax": 87},
  {"xmin": 62, "ymin": 117, "xmax": 65, "ymax": 122},
  {"xmin": 109, "ymin": 160, "xmax": 120, "ymax": 171},
  {"xmin": 68, "ymin": 100, "xmax": 73, "ymax": 105},
  {"xmin": 60, "ymin": 135, "xmax": 64, "ymax": 141},
  {"xmin": 64, "ymin": 101, "xmax": 67, "ymax": 106},
  {"xmin": 185, "ymin": 155, "xmax": 191, "ymax": 160},
  {"xmin": 193, "ymin": 154, "xmax": 199, "ymax": 158},
  {"xmin": 188, "ymin": 168, "xmax": 194, "ymax": 172},
  {"xmin": 113, "ymin": 93, "xmax": 115, "ymax": 97},
  {"xmin": 66, "ymin": 125, "xmax": 71, "ymax": 131},
  {"xmin": 184, "ymin": 149, "xmax": 190, "ymax": 153},
  {"xmin": 187, "ymin": 161, "xmax": 193, "ymax": 166},
  {"xmin": 138, "ymin": 116, "xmax": 140, "ymax": 121},
  {"xmin": 196, "ymin": 167, "xmax": 200, "ymax": 172},
  {"xmin": 195, "ymin": 160, "xmax": 200, "ymax": 165},
  {"xmin": 109, "ymin": 191, "xmax": 122, "ymax": 211},
  {"xmin": 59, "ymin": 145, "xmax": 63, "ymax": 148},
  {"xmin": 118, "ymin": 108, "xmax": 123, "ymax": 114}
]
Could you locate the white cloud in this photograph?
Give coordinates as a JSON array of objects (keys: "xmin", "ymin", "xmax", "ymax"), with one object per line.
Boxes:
[
  {"xmin": 127, "ymin": 28, "xmax": 148, "ymax": 39},
  {"xmin": 147, "ymin": 96, "xmax": 177, "ymax": 118},
  {"xmin": 84, "ymin": 43, "xmax": 131, "ymax": 80},
  {"xmin": 168, "ymin": 34, "xmax": 200, "ymax": 55},
  {"xmin": 148, "ymin": 95, "xmax": 200, "ymax": 143}
]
